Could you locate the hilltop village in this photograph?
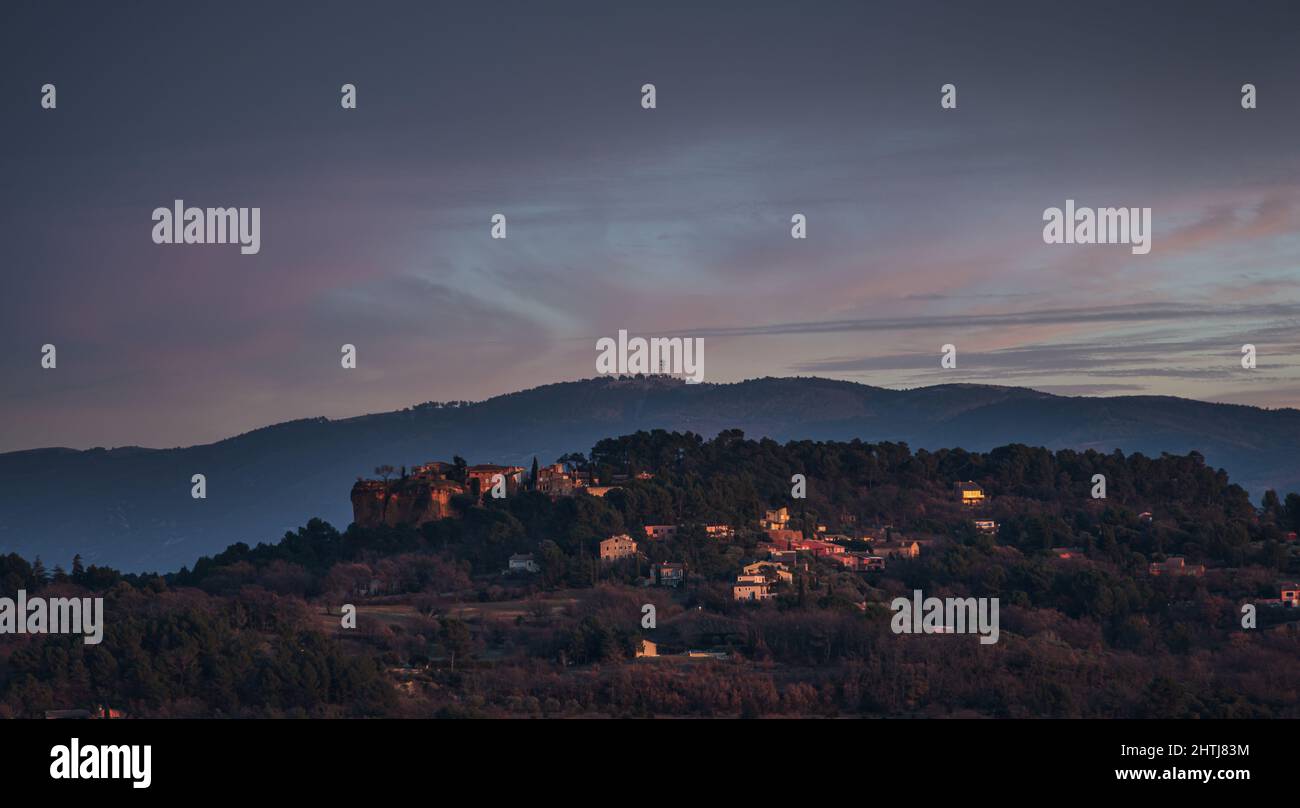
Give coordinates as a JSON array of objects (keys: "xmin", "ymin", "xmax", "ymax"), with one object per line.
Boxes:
[
  {"xmin": 351, "ymin": 460, "xmax": 625, "ymax": 527},
  {"xmin": 6, "ymin": 431, "xmax": 1300, "ymax": 719},
  {"xmin": 353, "ymin": 459, "xmax": 988, "ymax": 604},
  {"xmin": 350, "ymin": 454, "xmax": 1300, "ymax": 619}
]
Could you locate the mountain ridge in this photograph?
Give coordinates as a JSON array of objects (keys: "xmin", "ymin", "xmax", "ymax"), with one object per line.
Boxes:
[{"xmin": 2, "ymin": 376, "xmax": 1296, "ymax": 572}]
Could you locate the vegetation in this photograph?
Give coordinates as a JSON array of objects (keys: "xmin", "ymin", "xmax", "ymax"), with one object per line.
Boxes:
[{"xmin": 2, "ymin": 430, "xmax": 1299, "ymax": 718}]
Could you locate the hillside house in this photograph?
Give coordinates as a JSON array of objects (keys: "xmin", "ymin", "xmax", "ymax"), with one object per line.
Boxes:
[
  {"xmin": 857, "ymin": 554, "xmax": 886, "ymax": 571},
  {"xmin": 654, "ymin": 562, "xmax": 686, "ymax": 587},
  {"xmin": 874, "ymin": 539, "xmax": 921, "ymax": 559},
  {"xmin": 508, "ymin": 553, "xmax": 540, "ymax": 574},
  {"xmin": 536, "ymin": 463, "xmax": 583, "ymax": 496},
  {"xmin": 1282, "ymin": 583, "xmax": 1300, "ymax": 607},
  {"xmin": 800, "ymin": 539, "xmax": 845, "ymax": 557},
  {"xmin": 955, "ymin": 481, "xmax": 985, "ymax": 507},
  {"xmin": 767, "ymin": 549, "xmax": 799, "ymax": 566},
  {"xmin": 466, "ymin": 464, "xmax": 525, "ymax": 497},
  {"xmin": 599, "ymin": 534, "xmax": 638, "ymax": 562},
  {"xmin": 733, "ymin": 582, "xmax": 775, "ymax": 601},
  {"xmin": 1148, "ymin": 556, "xmax": 1205, "ymax": 577},
  {"xmin": 743, "ymin": 560, "xmax": 793, "ymax": 583},
  {"xmin": 761, "ymin": 507, "xmax": 790, "ymax": 530},
  {"xmin": 411, "ymin": 461, "xmax": 454, "ymax": 479}
]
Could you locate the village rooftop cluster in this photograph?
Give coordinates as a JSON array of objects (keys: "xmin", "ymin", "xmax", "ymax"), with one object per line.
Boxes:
[{"xmin": 351, "ymin": 466, "xmax": 1300, "ymax": 612}]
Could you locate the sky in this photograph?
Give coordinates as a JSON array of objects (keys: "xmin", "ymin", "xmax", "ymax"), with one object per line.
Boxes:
[{"xmin": 3, "ymin": 0, "xmax": 1300, "ymax": 452}]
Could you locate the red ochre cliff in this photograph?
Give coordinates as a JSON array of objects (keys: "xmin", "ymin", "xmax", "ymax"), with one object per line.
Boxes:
[{"xmin": 350, "ymin": 476, "xmax": 465, "ymax": 528}]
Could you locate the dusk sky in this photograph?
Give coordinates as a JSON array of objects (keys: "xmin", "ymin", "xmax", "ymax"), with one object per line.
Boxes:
[{"xmin": 4, "ymin": 0, "xmax": 1300, "ymax": 452}]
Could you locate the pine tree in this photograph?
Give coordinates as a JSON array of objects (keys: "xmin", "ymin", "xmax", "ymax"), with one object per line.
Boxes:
[{"xmin": 32, "ymin": 556, "xmax": 47, "ymax": 585}]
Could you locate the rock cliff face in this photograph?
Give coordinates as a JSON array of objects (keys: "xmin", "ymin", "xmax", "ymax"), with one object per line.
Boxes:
[{"xmin": 350, "ymin": 478, "xmax": 464, "ymax": 528}]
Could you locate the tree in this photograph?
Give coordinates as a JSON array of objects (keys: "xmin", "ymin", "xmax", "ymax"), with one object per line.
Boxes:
[
  {"xmin": 31, "ymin": 556, "xmax": 47, "ymax": 586},
  {"xmin": 439, "ymin": 617, "xmax": 472, "ymax": 672},
  {"xmin": 1262, "ymin": 489, "xmax": 1283, "ymax": 521},
  {"xmin": 1286, "ymin": 493, "xmax": 1300, "ymax": 532},
  {"xmin": 556, "ymin": 452, "xmax": 587, "ymax": 473},
  {"xmin": 71, "ymin": 554, "xmax": 85, "ymax": 581},
  {"xmin": 530, "ymin": 456, "xmax": 540, "ymax": 491}
]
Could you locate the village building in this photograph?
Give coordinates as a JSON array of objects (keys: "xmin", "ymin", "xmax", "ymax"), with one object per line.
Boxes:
[
  {"xmin": 1148, "ymin": 556, "xmax": 1205, "ymax": 577},
  {"xmin": 686, "ymin": 649, "xmax": 729, "ymax": 659},
  {"xmin": 799, "ymin": 539, "xmax": 846, "ymax": 557},
  {"xmin": 857, "ymin": 554, "xmax": 886, "ymax": 571},
  {"xmin": 508, "ymin": 553, "xmax": 540, "ymax": 574},
  {"xmin": 874, "ymin": 539, "xmax": 921, "ymax": 559},
  {"xmin": 635, "ymin": 638, "xmax": 659, "ymax": 658},
  {"xmin": 466, "ymin": 464, "xmax": 525, "ymax": 497},
  {"xmin": 599, "ymin": 534, "xmax": 638, "ymax": 562},
  {"xmin": 973, "ymin": 519, "xmax": 999, "ymax": 534},
  {"xmin": 1051, "ymin": 547, "xmax": 1085, "ymax": 559},
  {"xmin": 742, "ymin": 560, "xmax": 793, "ymax": 583},
  {"xmin": 654, "ymin": 562, "xmax": 686, "ymax": 587},
  {"xmin": 536, "ymin": 463, "xmax": 583, "ymax": 496},
  {"xmin": 733, "ymin": 582, "xmax": 775, "ymax": 601},
  {"xmin": 829, "ymin": 552, "xmax": 881, "ymax": 571},
  {"xmin": 1281, "ymin": 583, "xmax": 1300, "ymax": 607},
  {"xmin": 411, "ymin": 461, "xmax": 454, "ymax": 479},
  {"xmin": 644, "ymin": 524, "xmax": 679, "ymax": 541},
  {"xmin": 767, "ymin": 549, "xmax": 799, "ymax": 566},
  {"xmin": 955, "ymin": 481, "xmax": 985, "ymax": 507},
  {"xmin": 761, "ymin": 507, "xmax": 790, "ymax": 530}
]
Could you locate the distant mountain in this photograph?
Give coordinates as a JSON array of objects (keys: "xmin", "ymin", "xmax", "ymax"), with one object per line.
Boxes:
[{"xmin": 2, "ymin": 376, "xmax": 1297, "ymax": 572}]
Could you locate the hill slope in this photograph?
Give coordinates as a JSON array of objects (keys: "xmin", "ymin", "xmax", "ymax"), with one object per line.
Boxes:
[{"xmin": 1, "ymin": 376, "xmax": 1297, "ymax": 572}]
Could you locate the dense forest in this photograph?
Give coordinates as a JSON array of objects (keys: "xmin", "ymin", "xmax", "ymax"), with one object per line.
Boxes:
[{"xmin": 2, "ymin": 431, "xmax": 1299, "ymax": 718}]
